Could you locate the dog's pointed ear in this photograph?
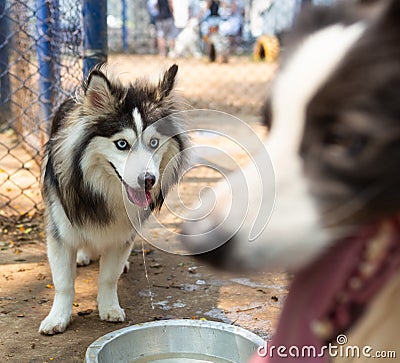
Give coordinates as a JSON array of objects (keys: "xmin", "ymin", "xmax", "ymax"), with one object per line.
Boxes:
[
  {"xmin": 157, "ymin": 64, "xmax": 178, "ymax": 100},
  {"xmin": 84, "ymin": 69, "xmax": 115, "ymax": 111}
]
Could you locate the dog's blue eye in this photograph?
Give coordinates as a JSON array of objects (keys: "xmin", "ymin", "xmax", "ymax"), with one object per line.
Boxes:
[
  {"xmin": 114, "ymin": 139, "xmax": 130, "ymax": 151},
  {"xmin": 149, "ymin": 138, "xmax": 159, "ymax": 149}
]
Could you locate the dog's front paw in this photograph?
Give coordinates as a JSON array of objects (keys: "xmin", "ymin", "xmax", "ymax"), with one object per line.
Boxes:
[
  {"xmin": 99, "ymin": 305, "xmax": 126, "ymax": 322},
  {"xmin": 39, "ymin": 314, "xmax": 71, "ymax": 335}
]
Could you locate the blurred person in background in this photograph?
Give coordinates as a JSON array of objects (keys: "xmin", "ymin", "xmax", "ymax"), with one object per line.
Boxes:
[
  {"xmin": 149, "ymin": 0, "xmax": 178, "ymax": 57},
  {"xmin": 200, "ymin": 0, "xmax": 221, "ymax": 36},
  {"xmin": 219, "ymin": 0, "xmax": 243, "ymax": 44},
  {"xmin": 200, "ymin": 0, "xmax": 222, "ymax": 61},
  {"xmin": 249, "ymin": 0, "xmax": 335, "ymax": 41},
  {"xmin": 147, "ymin": 0, "xmax": 158, "ymax": 26},
  {"xmin": 200, "ymin": 0, "xmax": 243, "ymax": 62}
]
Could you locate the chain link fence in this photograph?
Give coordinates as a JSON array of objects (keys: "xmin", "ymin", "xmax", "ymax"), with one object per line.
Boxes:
[
  {"xmin": 0, "ymin": 0, "xmax": 83, "ymax": 216},
  {"xmin": 0, "ymin": 0, "xmax": 335, "ymax": 217}
]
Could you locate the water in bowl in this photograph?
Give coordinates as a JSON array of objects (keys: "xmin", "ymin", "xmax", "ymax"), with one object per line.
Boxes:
[{"xmin": 132, "ymin": 352, "xmax": 233, "ymax": 363}]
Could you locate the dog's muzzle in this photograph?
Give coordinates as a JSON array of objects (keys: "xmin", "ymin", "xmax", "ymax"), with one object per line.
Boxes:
[
  {"xmin": 138, "ymin": 172, "xmax": 156, "ymax": 191},
  {"xmin": 109, "ymin": 162, "xmax": 154, "ymax": 208}
]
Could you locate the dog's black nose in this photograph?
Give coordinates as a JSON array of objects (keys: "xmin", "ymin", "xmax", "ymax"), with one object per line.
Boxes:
[{"xmin": 138, "ymin": 172, "xmax": 156, "ymax": 190}]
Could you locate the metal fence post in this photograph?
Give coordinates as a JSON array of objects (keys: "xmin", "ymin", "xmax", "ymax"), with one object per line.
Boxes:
[
  {"xmin": 122, "ymin": 0, "xmax": 128, "ymax": 53},
  {"xmin": 36, "ymin": 0, "xmax": 60, "ymax": 133},
  {"xmin": 0, "ymin": 1, "xmax": 11, "ymax": 127},
  {"xmin": 82, "ymin": 0, "xmax": 108, "ymax": 77}
]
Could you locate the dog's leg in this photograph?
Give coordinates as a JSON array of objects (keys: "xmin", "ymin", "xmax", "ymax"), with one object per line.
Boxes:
[
  {"xmin": 39, "ymin": 236, "xmax": 77, "ymax": 334},
  {"xmin": 97, "ymin": 242, "xmax": 132, "ymax": 322}
]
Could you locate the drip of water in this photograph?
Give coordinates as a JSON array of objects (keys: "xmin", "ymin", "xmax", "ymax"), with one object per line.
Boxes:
[
  {"xmin": 137, "ymin": 209, "xmax": 154, "ymax": 310},
  {"xmin": 142, "ymin": 239, "xmax": 155, "ymax": 310}
]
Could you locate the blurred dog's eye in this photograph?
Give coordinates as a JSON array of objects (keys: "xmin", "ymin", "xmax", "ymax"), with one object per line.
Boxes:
[
  {"xmin": 114, "ymin": 139, "xmax": 130, "ymax": 151},
  {"xmin": 149, "ymin": 138, "xmax": 159, "ymax": 149},
  {"xmin": 323, "ymin": 130, "xmax": 367, "ymax": 156}
]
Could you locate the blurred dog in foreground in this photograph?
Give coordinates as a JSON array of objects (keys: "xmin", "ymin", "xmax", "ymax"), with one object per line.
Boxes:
[
  {"xmin": 182, "ymin": 1, "xmax": 400, "ymax": 362},
  {"xmin": 39, "ymin": 64, "xmax": 190, "ymax": 334}
]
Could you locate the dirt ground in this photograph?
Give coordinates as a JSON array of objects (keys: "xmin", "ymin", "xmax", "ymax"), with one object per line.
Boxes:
[
  {"xmin": 0, "ymin": 58, "xmax": 288, "ymax": 363},
  {"xmin": 0, "ymin": 215, "xmax": 288, "ymax": 363},
  {"xmin": 108, "ymin": 54, "xmax": 277, "ymax": 115}
]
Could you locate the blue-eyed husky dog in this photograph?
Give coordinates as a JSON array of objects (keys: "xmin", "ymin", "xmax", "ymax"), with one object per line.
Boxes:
[{"xmin": 39, "ymin": 64, "xmax": 190, "ymax": 335}]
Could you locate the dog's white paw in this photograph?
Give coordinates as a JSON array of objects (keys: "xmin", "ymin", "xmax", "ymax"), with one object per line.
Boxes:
[
  {"xmin": 76, "ymin": 249, "xmax": 92, "ymax": 266},
  {"xmin": 99, "ymin": 305, "xmax": 126, "ymax": 322},
  {"xmin": 39, "ymin": 314, "xmax": 71, "ymax": 335}
]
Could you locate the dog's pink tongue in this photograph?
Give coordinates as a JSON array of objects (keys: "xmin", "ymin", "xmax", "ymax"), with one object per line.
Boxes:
[
  {"xmin": 249, "ymin": 220, "xmax": 400, "ymax": 363},
  {"xmin": 125, "ymin": 186, "xmax": 151, "ymax": 208},
  {"xmin": 249, "ymin": 234, "xmax": 366, "ymax": 363}
]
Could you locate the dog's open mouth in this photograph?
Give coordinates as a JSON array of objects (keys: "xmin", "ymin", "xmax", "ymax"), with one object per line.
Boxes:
[
  {"xmin": 109, "ymin": 162, "xmax": 152, "ymax": 208},
  {"xmin": 260, "ymin": 219, "xmax": 400, "ymax": 363},
  {"xmin": 123, "ymin": 182, "xmax": 151, "ymax": 208}
]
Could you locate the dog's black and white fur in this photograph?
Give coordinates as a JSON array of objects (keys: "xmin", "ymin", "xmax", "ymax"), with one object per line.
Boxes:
[
  {"xmin": 182, "ymin": 0, "xmax": 400, "ymax": 359},
  {"xmin": 184, "ymin": 0, "xmax": 400, "ymax": 274},
  {"xmin": 39, "ymin": 64, "xmax": 190, "ymax": 335}
]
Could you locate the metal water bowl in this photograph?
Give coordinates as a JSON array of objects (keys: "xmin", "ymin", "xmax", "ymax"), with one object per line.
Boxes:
[{"xmin": 85, "ymin": 319, "xmax": 264, "ymax": 363}]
